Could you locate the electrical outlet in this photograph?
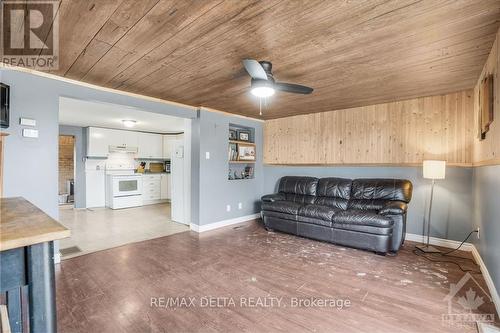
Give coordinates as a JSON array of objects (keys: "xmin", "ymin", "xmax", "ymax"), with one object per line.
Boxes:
[
  {"xmin": 238, "ymin": 202, "xmax": 243, "ymax": 210},
  {"xmin": 226, "ymin": 204, "xmax": 231, "ymax": 212},
  {"xmin": 477, "ymin": 227, "xmax": 480, "ymax": 239}
]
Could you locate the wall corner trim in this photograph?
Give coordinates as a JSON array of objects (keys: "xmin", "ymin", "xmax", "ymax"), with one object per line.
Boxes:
[
  {"xmin": 471, "ymin": 246, "xmax": 500, "ymax": 317},
  {"xmin": 190, "ymin": 213, "xmax": 260, "ymax": 233}
]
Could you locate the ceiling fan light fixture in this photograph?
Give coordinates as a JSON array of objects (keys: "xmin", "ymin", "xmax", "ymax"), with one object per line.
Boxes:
[{"xmin": 251, "ymin": 86, "xmax": 275, "ymax": 98}]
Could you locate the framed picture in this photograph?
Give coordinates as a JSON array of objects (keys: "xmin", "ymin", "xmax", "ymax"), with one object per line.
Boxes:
[
  {"xmin": 238, "ymin": 144, "xmax": 255, "ymax": 161},
  {"xmin": 229, "ymin": 129, "xmax": 237, "ymax": 140},
  {"xmin": 238, "ymin": 130, "xmax": 250, "ymax": 141}
]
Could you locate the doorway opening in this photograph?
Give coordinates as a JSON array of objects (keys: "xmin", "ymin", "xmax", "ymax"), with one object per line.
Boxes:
[
  {"xmin": 58, "ymin": 135, "xmax": 75, "ymax": 207},
  {"xmin": 57, "ymin": 97, "xmax": 192, "ymax": 259}
]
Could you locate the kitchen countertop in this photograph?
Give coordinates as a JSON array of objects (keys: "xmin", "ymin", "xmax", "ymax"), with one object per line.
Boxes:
[
  {"xmin": 136, "ymin": 171, "xmax": 170, "ymax": 175},
  {"xmin": 0, "ymin": 197, "xmax": 71, "ymax": 251}
]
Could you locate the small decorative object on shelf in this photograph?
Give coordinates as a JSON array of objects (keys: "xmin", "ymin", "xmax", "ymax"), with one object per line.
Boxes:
[
  {"xmin": 228, "ymin": 142, "xmax": 238, "ymax": 161},
  {"xmin": 229, "ymin": 129, "xmax": 237, "ymax": 140},
  {"xmin": 237, "ymin": 130, "xmax": 250, "ymax": 141},
  {"xmin": 238, "ymin": 144, "xmax": 255, "ymax": 161},
  {"xmin": 244, "ymin": 166, "xmax": 254, "ymax": 179},
  {"xmin": 228, "ymin": 168, "xmax": 234, "ymax": 180}
]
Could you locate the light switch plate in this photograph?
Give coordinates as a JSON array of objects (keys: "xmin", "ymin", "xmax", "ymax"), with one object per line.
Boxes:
[
  {"xmin": 22, "ymin": 128, "xmax": 39, "ymax": 138},
  {"xmin": 20, "ymin": 118, "xmax": 36, "ymax": 127},
  {"xmin": 205, "ymin": 152, "xmax": 210, "ymax": 159},
  {"xmin": 226, "ymin": 204, "xmax": 231, "ymax": 212}
]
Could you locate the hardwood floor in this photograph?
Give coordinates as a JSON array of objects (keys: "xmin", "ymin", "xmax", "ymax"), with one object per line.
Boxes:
[{"xmin": 56, "ymin": 220, "xmax": 497, "ymax": 333}]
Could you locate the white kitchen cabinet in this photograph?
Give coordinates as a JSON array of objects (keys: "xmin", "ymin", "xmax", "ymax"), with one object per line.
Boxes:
[
  {"xmin": 86, "ymin": 127, "xmax": 139, "ymax": 157},
  {"xmin": 138, "ymin": 132, "xmax": 163, "ymax": 159},
  {"xmin": 86, "ymin": 127, "xmax": 110, "ymax": 157},
  {"xmin": 160, "ymin": 174, "xmax": 170, "ymax": 200},
  {"xmin": 162, "ymin": 135, "xmax": 177, "ymax": 159},
  {"xmin": 142, "ymin": 174, "xmax": 161, "ymax": 204}
]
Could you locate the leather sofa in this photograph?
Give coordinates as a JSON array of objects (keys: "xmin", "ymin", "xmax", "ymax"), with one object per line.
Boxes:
[{"xmin": 261, "ymin": 176, "xmax": 413, "ymax": 254}]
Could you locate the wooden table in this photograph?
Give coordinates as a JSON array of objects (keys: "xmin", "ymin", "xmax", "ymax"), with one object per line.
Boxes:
[{"xmin": 0, "ymin": 197, "xmax": 70, "ymax": 333}]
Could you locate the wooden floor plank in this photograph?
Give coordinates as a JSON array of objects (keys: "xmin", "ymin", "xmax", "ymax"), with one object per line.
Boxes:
[{"xmin": 56, "ymin": 220, "xmax": 498, "ymax": 333}]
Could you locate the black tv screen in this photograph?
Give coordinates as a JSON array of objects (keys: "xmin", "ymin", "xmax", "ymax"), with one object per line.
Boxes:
[{"xmin": 1, "ymin": 83, "xmax": 9, "ymax": 129}]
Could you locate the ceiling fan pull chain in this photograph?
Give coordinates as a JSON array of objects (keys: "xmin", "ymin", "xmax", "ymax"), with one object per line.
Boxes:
[{"xmin": 259, "ymin": 98, "xmax": 262, "ymax": 116}]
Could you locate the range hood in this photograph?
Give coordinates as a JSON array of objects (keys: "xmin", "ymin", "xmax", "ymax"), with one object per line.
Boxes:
[{"xmin": 108, "ymin": 145, "xmax": 138, "ymax": 153}]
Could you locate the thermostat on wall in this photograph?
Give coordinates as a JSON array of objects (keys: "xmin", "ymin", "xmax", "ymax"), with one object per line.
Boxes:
[
  {"xmin": 23, "ymin": 128, "xmax": 39, "ymax": 138},
  {"xmin": 20, "ymin": 118, "xmax": 36, "ymax": 127}
]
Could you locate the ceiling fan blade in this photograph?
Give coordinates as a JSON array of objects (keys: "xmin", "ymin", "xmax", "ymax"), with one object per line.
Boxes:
[
  {"xmin": 243, "ymin": 59, "xmax": 268, "ymax": 80},
  {"xmin": 274, "ymin": 82, "xmax": 313, "ymax": 94}
]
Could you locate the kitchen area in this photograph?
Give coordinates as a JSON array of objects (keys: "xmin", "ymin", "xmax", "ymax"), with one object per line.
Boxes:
[{"xmin": 57, "ymin": 97, "xmax": 191, "ymax": 259}]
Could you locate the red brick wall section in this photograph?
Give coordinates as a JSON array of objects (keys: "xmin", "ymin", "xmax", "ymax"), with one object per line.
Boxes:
[{"xmin": 59, "ymin": 135, "xmax": 74, "ymax": 195}]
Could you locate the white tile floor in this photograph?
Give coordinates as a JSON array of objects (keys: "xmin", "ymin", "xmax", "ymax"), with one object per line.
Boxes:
[{"xmin": 58, "ymin": 203, "xmax": 189, "ymax": 259}]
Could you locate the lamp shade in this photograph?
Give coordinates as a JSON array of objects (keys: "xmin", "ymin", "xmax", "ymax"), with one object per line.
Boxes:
[{"xmin": 423, "ymin": 160, "xmax": 446, "ymax": 179}]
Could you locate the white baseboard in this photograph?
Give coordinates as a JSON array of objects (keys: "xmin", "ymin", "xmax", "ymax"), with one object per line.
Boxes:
[
  {"xmin": 471, "ymin": 246, "xmax": 500, "ymax": 317},
  {"xmin": 406, "ymin": 233, "xmax": 499, "ymax": 317},
  {"xmin": 190, "ymin": 213, "xmax": 260, "ymax": 233},
  {"xmin": 405, "ymin": 233, "xmax": 474, "ymax": 251}
]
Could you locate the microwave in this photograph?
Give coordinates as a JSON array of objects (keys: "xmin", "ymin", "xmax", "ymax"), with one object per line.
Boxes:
[{"xmin": 1, "ymin": 83, "xmax": 9, "ymax": 129}]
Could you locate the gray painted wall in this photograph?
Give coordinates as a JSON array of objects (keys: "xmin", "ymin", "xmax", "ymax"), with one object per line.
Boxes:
[
  {"xmin": 58, "ymin": 125, "xmax": 85, "ymax": 208},
  {"xmin": 1, "ymin": 68, "xmax": 196, "ymax": 220},
  {"xmin": 472, "ymin": 165, "xmax": 500, "ymax": 294},
  {"xmin": 196, "ymin": 109, "xmax": 264, "ymax": 225},
  {"xmin": 264, "ymin": 165, "xmax": 475, "ymax": 241}
]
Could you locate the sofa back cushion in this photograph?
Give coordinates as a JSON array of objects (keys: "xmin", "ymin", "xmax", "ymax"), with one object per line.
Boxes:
[
  {"xmin": 314, "ymin": 177, "xmax": 352, "ymax": 210},
  {"xmin": 278, "ymin": 176, "xmax": 318, "ymax": 204},
  {"xmin": 348, "ymin": 179, "xmax": 413, "ymax": 210}
]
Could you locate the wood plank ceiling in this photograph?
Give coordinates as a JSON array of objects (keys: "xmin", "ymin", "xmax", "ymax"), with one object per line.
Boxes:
[{"xmin": 31, "ymin": 0, "xmax": 500, "ymax": 119}]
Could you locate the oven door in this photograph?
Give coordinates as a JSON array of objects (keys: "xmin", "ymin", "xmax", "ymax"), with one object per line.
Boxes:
[{"xmin": 112, "ymin": 177, "xmax": 142, "ymax": 197}]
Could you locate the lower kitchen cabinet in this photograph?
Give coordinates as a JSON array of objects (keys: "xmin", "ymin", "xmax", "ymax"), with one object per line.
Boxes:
[{"xmin": 143, "ymin": 174, "xmax": 170, "ymax": 205}]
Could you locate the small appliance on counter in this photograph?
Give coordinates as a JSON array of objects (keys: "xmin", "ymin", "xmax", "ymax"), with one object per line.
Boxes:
[
  {"xmin": 164, "ymin": 160, "xmax": 171, "ymax": 173},
  {"xmin": 149, "ymin": 162, "xmax": 165, "ymax": 173}
]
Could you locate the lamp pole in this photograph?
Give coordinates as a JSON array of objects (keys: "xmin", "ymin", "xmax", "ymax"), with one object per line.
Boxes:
[{"xmin": 426, "ymin": 179, "xmax": 435, "ymax": 247}]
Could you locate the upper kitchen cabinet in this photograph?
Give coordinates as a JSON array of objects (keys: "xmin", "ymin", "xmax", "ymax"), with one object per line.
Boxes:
[
  {"xmin": 86, "ymin": 127, "xmax": 139, "ymax": 157},
  {"xmin": 138, "ymin": 132, "xmax": 163, "ymax": 159},
  {"xmin": 87, "ymin": 127, "xmax": 110, "ymax": 157},
  {"xmin": 162, "ymin": 135, "xmax": 178, "ymax": 159}
]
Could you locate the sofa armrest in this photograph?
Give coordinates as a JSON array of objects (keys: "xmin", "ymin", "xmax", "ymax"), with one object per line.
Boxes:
[
  {"xmin": 379, "ymin": 201, "xmax": 408, "ymax": 215},
  {"xmin": 261, "ymin": 193, "xmax": 285, "ymax": 203}
]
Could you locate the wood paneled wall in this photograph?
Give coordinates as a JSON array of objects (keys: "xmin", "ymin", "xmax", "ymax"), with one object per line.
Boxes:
[
  {"xmin": 264, "ymin": 91, "xmax": 474, "ymax": 166},
  {"xmin": 473, "ymin": 27, "xmax": 500, "ymax": 166}
]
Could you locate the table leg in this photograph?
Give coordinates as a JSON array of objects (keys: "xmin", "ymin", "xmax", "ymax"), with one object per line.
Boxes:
[{"xmin": 27, "ymin": 241, "xmax": 56, "ymax": 333}]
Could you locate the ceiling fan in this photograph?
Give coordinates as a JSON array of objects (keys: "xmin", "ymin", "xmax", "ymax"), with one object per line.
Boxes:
[{"xmin": 242, "ymin": 59, "xmax": 314, "ymax": 98}]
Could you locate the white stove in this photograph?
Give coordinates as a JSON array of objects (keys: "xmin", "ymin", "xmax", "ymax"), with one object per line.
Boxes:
[{"xmin": 105, "ymin": 163, "xmax": 143, "ymax": 209}]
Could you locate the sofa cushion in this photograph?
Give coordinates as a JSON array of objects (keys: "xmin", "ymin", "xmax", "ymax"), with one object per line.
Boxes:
[
  {"xmin": 262, "ymin": 210, "xmax": 298, "ymax": 221},
  {"xmin": 261, "ymin": 201, "xmax": 303, "ymax": 215},
  {"xmin": 278, "ymin": 176, "xmax": 318, "ymax": 196},
  {"xmin": 297, "ymin": 216, "xmax": 332, "ymax": 227},
  {"xmin": 314, "ymin": 177, "xmax": 352, "ymax": 210},
  {"xmin": 332, "ymin": 210, "xmax": 393, "ymax": 228},
  {"xmin": 298, "ymin": 204, "xmax": 339, "ymax": 221},
  {"xmin": 351, "ymin": 179, "xmax": 413, "ymax": 203}
]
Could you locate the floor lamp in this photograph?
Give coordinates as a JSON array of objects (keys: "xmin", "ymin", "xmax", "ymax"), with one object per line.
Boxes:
[{"xmin": 416, "ymin": 160, "xmax": 446, "ymax": 253}]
